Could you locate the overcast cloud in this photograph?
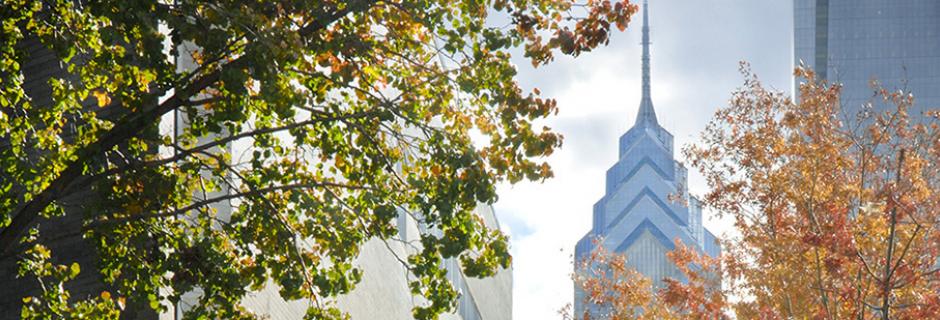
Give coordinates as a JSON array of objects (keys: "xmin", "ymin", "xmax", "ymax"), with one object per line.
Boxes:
[{"xmin": 491, "ymin": 1, "xmax": 794, "ymax": 319}]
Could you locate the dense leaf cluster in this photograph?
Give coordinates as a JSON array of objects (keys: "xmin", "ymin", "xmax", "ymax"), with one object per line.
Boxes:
[{"xmin": 1, "ymin": 0, "xmax": 634, "ymax": 318}]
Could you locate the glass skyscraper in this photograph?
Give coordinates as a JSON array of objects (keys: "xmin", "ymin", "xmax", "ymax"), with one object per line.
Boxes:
[
  {"xmin": 573, "ymin": 0, "xmax": 720, "ymax": 316},
  {"xmin": 794, "ymin": 0, "xmax": 940, "ymax": 118}
]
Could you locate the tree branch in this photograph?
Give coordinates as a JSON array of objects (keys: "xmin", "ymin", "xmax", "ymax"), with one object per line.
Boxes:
[
  {"xmin": 0, "ymin": 1, "xmax": 378, "ymax": 254},
  {"xmin": 89, "ymin": 181, "xmax": 374, "ymax": 228},
  {"xmin": 881, "ymin": 148, "xmax": 906, "ymax": 320}
]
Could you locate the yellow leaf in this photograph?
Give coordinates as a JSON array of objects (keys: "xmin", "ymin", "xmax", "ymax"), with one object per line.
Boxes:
[
  {"xmin": 93, "ymin": 90, "xmax": 111, "ymax": 107},
  {"xmin": 335, "ymin": 153, "xmax": 345, "ymax": 168},
  {"xmin": 69, "ymin": 262, "xmax": 80, "ymax": 277},
  {"xmin": 136, "ymin": 72, "xmax": 153, "ymax": 90}
]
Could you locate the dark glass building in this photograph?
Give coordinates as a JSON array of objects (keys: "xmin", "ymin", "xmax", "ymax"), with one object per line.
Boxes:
[{"xmin": 794, "ymin": 0, "xmax": 940, "ymax": 118}]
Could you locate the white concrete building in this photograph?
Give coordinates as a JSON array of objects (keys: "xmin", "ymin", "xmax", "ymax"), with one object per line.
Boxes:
[
  {"xmin": 160, "ymin": 39, "xmax": 513, "ymax": 320},
  {"xmin": 169, "ymin": 206, "xmax": 512, "ymax": 320}
]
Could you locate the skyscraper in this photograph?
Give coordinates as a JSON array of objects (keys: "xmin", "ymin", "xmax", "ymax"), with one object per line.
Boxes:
[
  {"xmin": 794, "ymin": 0, "xmax": 940, "ymax": 118},
  {"xmin": 573, "ymin": 0, "xmax": 720, "ymax": 315}
]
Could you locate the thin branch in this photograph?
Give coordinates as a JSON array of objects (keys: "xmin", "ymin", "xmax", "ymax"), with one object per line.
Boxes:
[
  {"xmin": 880, "ymin": 148, "xmax": 906, "ymax": 320},
  {"xmin": 0, "ymin": 0, "xmax": 378, "ymax": 255},
  {"xmin": 89, "ymin": 181, "xmax": 374, "ymax": 228}
]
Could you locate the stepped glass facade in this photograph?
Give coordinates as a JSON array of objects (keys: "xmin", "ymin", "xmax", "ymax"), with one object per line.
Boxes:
[{"xmin": 573, "ymin": 0, "xmax": 720, "ymax": 316}]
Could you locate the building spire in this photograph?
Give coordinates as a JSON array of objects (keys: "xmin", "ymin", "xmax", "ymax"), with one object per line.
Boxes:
[{"xmin": 635, "ymin": 0, "xmax": 658, "ymax": 127}]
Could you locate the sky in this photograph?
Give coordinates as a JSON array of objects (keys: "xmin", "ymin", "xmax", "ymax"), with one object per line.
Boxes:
[{"xmin": 491, "ymin": 1, "xmax": 794, "ymax": 319}]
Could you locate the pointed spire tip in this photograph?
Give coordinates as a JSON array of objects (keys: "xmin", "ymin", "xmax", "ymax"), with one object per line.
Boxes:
[{"xmin": 635, "ymin": 0, "xmax": 658, "ymax": 127}]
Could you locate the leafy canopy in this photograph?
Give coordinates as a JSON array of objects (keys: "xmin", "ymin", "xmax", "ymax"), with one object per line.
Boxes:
[
  {"xmin": 568, "ymin": 64, "xmax": 940, "ymax": 320},
  {"xmin": 0, "ymin": 0, "xmax": 636, "ymax": 318},
  {"xmin": 689, "ymin": 65, "xmax": 940, "ymax": 319}
]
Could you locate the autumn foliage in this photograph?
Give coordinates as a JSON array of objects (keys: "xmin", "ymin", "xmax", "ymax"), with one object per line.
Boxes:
[
  {"xmin": 566, "ymin": 239, "xmax": 725, "ymax": 320},
  {"xmin": 570, "ymin": 64, "xmax": 940, "ymax": 319}
]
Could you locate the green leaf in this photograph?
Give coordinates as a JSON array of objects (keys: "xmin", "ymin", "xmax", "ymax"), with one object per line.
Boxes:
[{"xmin": 69, "ymin": 263, "xmax": 81, "ymax": 278}]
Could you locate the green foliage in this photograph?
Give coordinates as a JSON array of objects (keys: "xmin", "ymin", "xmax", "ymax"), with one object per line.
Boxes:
[
  {"xmin": 1, "ymin": 0, "xmax": 635, "ymax": 318},
  {"xmin": 18, "ymin": 242, "xmax": 122, "ymax": 319}
]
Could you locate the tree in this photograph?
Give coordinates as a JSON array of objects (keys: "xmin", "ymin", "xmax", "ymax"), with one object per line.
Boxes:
[
  {"xmin": 0, "ymin": 0, "xmax": 637, "ymax": 318},
  {"xmin": 565, "ymin": 239, "xmax": 725, "ymax": 320},
  {"xmin": 568, "ymin": 64, "xmax": 940, "ymax": 319},
  {"xmin": 688, "ymin": 64, "xmax": 940, "ymax": 319}
]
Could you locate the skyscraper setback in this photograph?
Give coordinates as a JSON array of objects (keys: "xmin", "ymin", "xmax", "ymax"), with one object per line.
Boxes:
[{"xmin": 573, "ymin": 0, "xmax": 720, "ymax": 315}]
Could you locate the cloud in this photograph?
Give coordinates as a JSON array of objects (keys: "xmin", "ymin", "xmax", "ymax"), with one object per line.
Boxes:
[{"xmin": 492, "ymin": 1, "xmax": 794, "ymax": 319}]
